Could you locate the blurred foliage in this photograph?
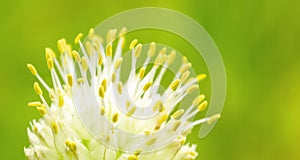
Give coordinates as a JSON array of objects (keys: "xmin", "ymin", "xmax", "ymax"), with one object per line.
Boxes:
[{"xmin": 0, "ymin": 0, "xmax": 299, "ymax": 159}]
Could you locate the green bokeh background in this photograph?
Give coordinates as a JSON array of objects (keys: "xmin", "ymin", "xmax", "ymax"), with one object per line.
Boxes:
[{"xmin": 1, "ymin": 0, "xmax": 299, "ymax": 159}]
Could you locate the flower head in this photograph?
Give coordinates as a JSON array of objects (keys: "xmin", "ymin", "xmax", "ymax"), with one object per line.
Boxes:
[{"xmin": 25, "ymin": 27, "xmax": 220, "ymax": 159}]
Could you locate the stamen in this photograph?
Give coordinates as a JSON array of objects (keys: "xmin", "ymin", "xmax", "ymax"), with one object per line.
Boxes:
[
  {"xmin": 179, "ymin": 63, "xmax": 191, "ymax": 74},
  {"xmin": 106, "ymin": 44, "xmax": 112, "ymax": 57},
  {"xmin": 81, "ymin": 57, "xmax": 88, "ymax": 71},
  {"xmin": 58, "ymin": 93, "xmax": 64, "ymax": 108},
  {"xmin": 207, "ymin": 114, "xmax": 221, "ymax": 125},
  {"xmin": 37, "ymin": 105, "xmax": 46, "ymax": 116},
  {"xmin": 171, "ymin": 109, "xmax": 184, "ymax": 119},
  {"xmin": 27, "ymin": 64, "xmax": 37, "ymax": 76},
  {"xmin": 147, "ymin": 42, "xmax": 156, "ymax": 57},
  {"xmin": 173, "ymin": 120, "xmax": 181, "ymax": 131},
  {"xmin": 72, "ymin": 50, "xmax": 81, "ymax": 62},
  {"xmin": 47, "ymin": 58, "xmax": 54, "ymax": 70},
  {"xmin": 27, "ymin": 101, "xmax": 41, "ymax": 107},
  {"xmin": 167, "ymin": 50, "xmax": 176, "ymax": 64},
  {"xmin": 65, "ymin": 139, "xmax": 77, "ymax": 153},
  {"xmin": 74, "ymin": 33, "xmax": 83, "ymax": 44},
  {"xmin": 197, "ymin": 74, "xmax": 207, "ymax": 82},
  {"xmin": 112, "ymin": 113, "xmax": 119, "ymax": 123},
  {"xmin": 134, "ymin": 44, "xmax": 142, "ymax": 58},
  {"xmin": 146, "ymin": 137, "xmax": 157, "ymax": 146},
  {"xmin": 192, "ymin": 95, "xmax": 205, "ymax": 106},
  {"xmin": 100, "ymin": 107, "xmax": 105, "ymax": 115},
  {"xmin": 67, "ymin": 74, "xmax": 73, "ymax": 87},
  {"xmin": 117, "ymin": 82, "xmax": 123, "ymax": 94},
  {"xmin": 170, "ymin": 79, "xmax": 180, "ymax": 91},
  {"xmin": 198, "ymin": 101, "xmax": 208, "ymax": 112},
  {"xmin": 180, "ymin": 71, "xmax": 190, "ymax": 84},
  {"xmin": 186, "ymin": 85, "xmax": 199, "ymax": 94},
  {"xmin": 128, "ymin": 155, "xmax": 138, "ymax": 160},
  {"xmin": 99, "ymin": 86, "xmax": 105, "ymax": 98},
  {"xmin": 51, "ymin": 121, "xmax": 58, "ymax": 134},
  {"xmin": 143, "ymin": 81, "xmax": 153, "ymax": 91},
  {"xmin": 129, "ymin": 39, "xmax": 138, "ymax": 50},
  {"xmin": 33, "ymin": 82, "xmax": 43, "ymax": 95},
  {"xmin": 101, "ymin": 79, "xmax": 107, "ymax": 91},
  {"xmin": 114, "ymin": 58, "xmax": 123, "ymax": 69},
  {"xmin": 126, "ymin": 106, "xmax": 136, "ymax": 117}
]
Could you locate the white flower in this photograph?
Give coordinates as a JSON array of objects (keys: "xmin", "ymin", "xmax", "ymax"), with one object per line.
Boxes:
[{"xmin": 25, "ymin": 27, "xmax": 220, "ymax": 160}]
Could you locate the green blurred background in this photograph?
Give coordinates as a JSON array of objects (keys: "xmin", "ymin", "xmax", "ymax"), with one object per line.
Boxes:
[{"xmin": 1, "ymin": 0, "xmax": 300, "ymax": 159}]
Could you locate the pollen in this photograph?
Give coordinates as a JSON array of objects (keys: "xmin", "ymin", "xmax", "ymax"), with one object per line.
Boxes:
[
  {"xmin": 27, "ymin": 64, "xmax": 37, "ymax": 76},
  {"xmin": 67, "ymin": 74, "xmax": 73, "ymax": 86},
  {"xmin": 33, "ymin": 82, "xmax": 43, "ymax": 95},
  {"xmin": 207, "ymin": 114, "xmax": 221, "ymax": 125},
  {"xmin": 74, "ymin": 33, "xmax": 83, "ymax": 44},
  {"xmin": 147, "ymin": 42, "xmax": 156, "ymax": 57},
  {"xmin": 27, "ymin": 101, "xmax": 41, "ymax": 107},
  {"xmin": 198, "ymin": 101, "xmax": 208, "ymax": 112},
  {"xmin": 134, "ymin": 44, "xmax": 142, "ymax": 58},
  {"xmin": 170, "ymin": 79, "xmax": 180, "ymax": 90},
  {"xmin": 171, "ymin": 109, "xmax": 184, "ymax": 119},
  {"xmin": 112, "ymin": 113, "xmax": 119, "ymax": 123},
  {"xmin": 106, "ymin": 44, "xmax": 112, "ymax": 56},
  {"xmin": 143, "ymin": 81, "xmax": 153, "ymax": 91},
  {"xmin": 129, "ymin": 39, "xmax": 138, "ymax": 50},
  {"xmin": 197, "ymin": 74, "xmax": 207, "ymax": 81}
]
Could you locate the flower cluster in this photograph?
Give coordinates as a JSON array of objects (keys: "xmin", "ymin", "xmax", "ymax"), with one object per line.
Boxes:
[{"xmin": 25, "ymin": 28, "xmax": 220, "ymax": 160}]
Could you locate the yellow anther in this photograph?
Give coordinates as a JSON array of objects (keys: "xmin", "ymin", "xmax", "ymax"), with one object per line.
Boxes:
[
  {"xmin": 101, "ymin": 79, "xmax": 107, "ymax": 91},
  {"xmin": 207, "ymin": 114, "xmax": 221, "ymax": 125},
  {"xmin": 37, "ymin": 106, "xmax": 46, "ymax": 116},
  {"xmin": 111, "ymin": 72, "xmax": 116, "ymax": 83},
  {"xmin": 198, "ymin": 101, "xmax": 208, "ymax": 112},
  {"xmin": 72, "ymin": 50, "xmax": 81, "ymax": 62},
  {"xmin": 157, "ymin": 113, "xmax": 168, "ymax": 125},
  {"xmin": 171, "ymin": 109, "xmax": 184, "ymax": 119},
  {"xmin": 129, "ymin": 39, "xmax": 138, "ymax": 50},
  {"xmin": 147, "ymin": 42, "xmax": 156, "ymax": 57},
  {"xmin": 47, "ymin": 58, "xmax": 54, "ymax": 70},
  {"xmin": 77, "ymin": 78, "xmax": 85, "ymax": 83},
  {"xmin": 118, "ymin": 27, "xmax": 127, "ymax": 37},
  {"xmin": 67, "ymin": 74, "xmax": 73, "ymax": 86},
  {"xmin": 143, "ymin": 81, "xmax": 153, "ymax": 91},
  {"xmin": 114, "ymin": 58, "xmax": 123, "ymax": 69},
  {"xmin": 144, "ymin": 129, "xmax": 152, "ymax": 135},
  {"xmin": 153, "ymin": 101, "xmax": 163, "ymax": 111},
  {"xmin": 154, "ymin": 54, "xmax": 166, "ymax": 66},
  {"xmin": 51, "ymin": 121, "xmax": 58, "ymax": 134},
  {"xmin": 197, "ymin": 74, "xmax": 207, "ymax": 81},
  {"xmin": 128, "ymin": 155, "xmax": 138, "ymax": 160},
  {"xmin": 180, "ymin": 71, "xmax": 190, "ymax": 83},
  {"xmin": 127, "ymin": 106, "xmax": 136, "ymax": 117},
  {"xmin": 74, "ymin": 33, "xmax": 83, "ymax": 44},
  {"xmin": 134, "ymin": 44, "xmax": 142, "ymax": 58},
  {"xmin": 85, "ymin": 41, "xmax": 92, "ymax": 55},
  {"xmin": 139, "ymin": 67, "xmax": 146, "ymax": 79},
  {"xmin": 173, "ymin": 120, "xmax": 181, "ymax": 131},
  {"xmin": 159, "ymin": 47, "xmax": 167, "ymax": 55},
  {"xmin": 66, "ymin": 44, "xmax": 73, "ymax": 56},
  {"xmin": 27, "ymin": 101, "xmax": 41, "ymax": 107},
  {"xmin": 117, "ymin": 82, "xmax": 123, "ymax": 94},
  {"xmin": 134, "ymin": 149, "xmax": 142, "ymax": 156},
  {"xmin": 33, "ymin": 82, "xmax": 43, "ymax": 95},
  {"xmin": 146, "ymin": 137, "xmax": 157, "ymax": 146},
  {"xmin": 112, "ymin": 113, "xmax": 119, "ymax": 123},
  {"xmin": 98, "ymin": 53, "xmax": 103, "ymax": 65},
  {"xmin": 182, "ymin": 56, "xmax": 188, "ymax": 64},
  {"xmin": 27, "ymin": 64, "xmax": 37, "ymax": 76},
  {"xmin": 170, "ymin": 79, "xmax": 180, "ymax": 90},
  {"xmin": 57, "ymin": 39, "xmax": 66, "ymax": 54},
  {"xmin": 49, "ymin": 89, "xmax": 55, "ymax": 100},
  {"xmin": 106, "ymin": 44, "xmax": 112, "ymax": 56},
  {"xmin": 193, "ymin": 94, "xmax": 205, "ymax": 106},
  {"xmin": 58, "ymin": 93, "xmax": 64, "ymax": 108},
  {"xmin": 106, "ymin": 29, "xmax": 117, "ymax": 43},
  {"xmin": 100, "ymin": 107, "xmax": 105, "ymax": 115},
  {"xmin": 45, "ymin": 47, "xmax": 56, "ymax": 59},
  {"xmin": 99, "ymin": 85, "xmax": 105, "ymax": 98},
  {"xmin": 179, "ymin": 63, "xmax": 191, "ymax": 74},
  {"xmin": 65, "ymin": 140, "xmax": 77, "ymax": 152},
  {"xmin": 81, "ymin": 57, "xmax": 88, "ymax": 71},
  {"xmin": 186, "ymin": 85, "xmax": 199, "ymax": 94},
  {"xmin": 167, "ymin": 50, "xmax": 176, "ymax": 64},
  {"xmin": 88, "ymin": 28, "xmax": 95, "ymax": 39}
]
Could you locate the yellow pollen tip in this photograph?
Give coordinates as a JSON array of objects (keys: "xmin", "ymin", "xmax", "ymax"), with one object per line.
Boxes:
[
  {"xmin": 58, "ymin": 93, "xmax": 64, "ymax": 108},
  {"xmin": 134, "ymin": 44, "xmax": 142, "ymax": 58},
  {"xmin": 37, "ymin": 106, "xmax": 46, "ymax": 116},
  {"xmin": 159, "ymin": 47, "xmax": 167, "ymax": 55},
  {"xmin": 101, "ymin": 79, "xmax": 107, "ymax": 91},
  {"xmin": 197, "ymin": 74, "xmax": 207, "ymax": 81},
  {"xmin": 111, "ymin": 72, "xmax": 116, "ymax": 82},
  {"xmin": 99, "ymin": 85, "xmax": 105, "ymax": 98},
  {"xmin": 112, "ymin": 113, "xmax": 119, "ymax": 123},
  {"xmin": 129, "ymin": 39, "xmax": 138, "ymax": 50},
  {"xmin": 179, "ymin": 63, "xmax": 192, "ymax": 74},
  {"xmin": 74, "ymin": 33, "xmax": 83, "ymax": 44},
  {"xmin": 66, "ymin": 140, "xmax": 77, "ymax": 152},
  {"xmin": 67, "ymin": 74, "xmax": 73, "ymax": 86},
  {"xmin": 198, "ymin": 101, "xmax": 208, "ymax": 111},
  {"xmin": 186, "ymin": 85, "xmax": 199, "ymax": 94},
  {"xmin": 127, "ymin": 106, "xmax": 136, "ymax": 117},
  {"xmin": 182, "ymin": 56, "xmax": 188, "ymax": 64},
  {"xmin": 100, "ymin": 107, "xmax": 105, "ymax": 115},
  {"xmin": 173, "ymin": 121, "xmax": 181, "ymax": 131},
  {"xmin": 88, "ymin": 28, "xmax": 95, "ymax": 39},
  {"xmin": 180, "ymin": 71, "xmax": 190, "ymax": 83},
  {"xmin": 157, "ymin": 114, "xmax": 168, "ymax": 125},
  {"xmin": 193, "ymin": 94, "xmax": 205, "ymax": 106},
  {"xmin": 170, "ymin": 79, "xmax": 180, "ymax": 90},
  {"xmin": 72, "ymin": 50, "xmax": 81, "ymax": 62},
  {"xmin": 106, "ymin": 44, "xmax": 112, "ymax": 56},
  {"xmin": 47, "ymin": 58, "xmax": 54, "ymax": 70},
  {"xmin": 119, "ymin": 27, "xmax": 127, "ymax": 37},
  {"xmin": 117, "ymin": 82, "xmax": 123, "ymax": 94},
  {"xmin": 81, "ymin": 57, "xmax": 88, "ymax": 71},
  {"xmin": 51, "ymin": 121, "xmax": 58, "ymax": 134},
  {"xmin": 207, "ymin": 114, "xmax": 221, "ymax": 125},
  {"xmin": 33, "ymin": 82, "xmax": 43, "ymax": 95},
  {"xmin": 171, "ymin": 109, "xmax": 184, "ymax": 119},
  {"xmin": 153, "ymin": 101, "xmax": 163, "ymax": 111},
  {"xmin": 128, "ymin": 155, "xmax": 138, "ymax": 160},
  {"xmin": 167, "ymin": 50, "xmax": 176, "ymax": 64},
  {"xmin": 27, "ymin": 101, "xmax": 41, "ymax": 107},
  {"xmin": 143, "ymin": 82, "xmax": 153, "ymax": 91},
  {"xmin": 139, "ymin": 67, "xmax": 146, "ymax": 79},
  {"xmin": 27, "ymin": 64, "xmax": 37, "ymax": 76},
  {"xmin": 147, "ymin": 42, "xmax": 156, "ymax": 57},
  {"xmin": 57, "ymin": 39, "xmax": 66, "ymax": 54},
  {"xmin": 114, "ymin": 58, "xmax": 123, "ymax": 69},
  {"xmin": 98, "ymin": 53, "xmax": 103, "ymax": 65},
  {"xmin": 45, "ymin": 47, "xmax": 56, "ymax": 59},
  {"xmin": 146, "ymin": 137, "xmax": 157, "ymax": 146}
]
